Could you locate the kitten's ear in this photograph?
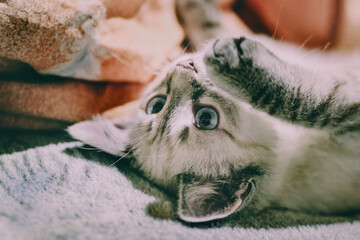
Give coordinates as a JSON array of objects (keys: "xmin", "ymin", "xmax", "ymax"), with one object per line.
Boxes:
[
  {"xmin": 67, "ymin": 116, "xmax": 131, "ymax": 155},
  {"xmin": 177, "ymin": 174, "xmax": 254, "ymax": 223}
]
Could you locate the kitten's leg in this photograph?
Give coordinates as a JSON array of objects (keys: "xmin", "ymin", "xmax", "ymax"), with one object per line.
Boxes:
[
  {"xmin": 204, "ymin": 38, "xmax": 360, "ymax": 134},
  {"xmin": 176, "ymin": 0, "xmax": 222, "ymax": 51}
]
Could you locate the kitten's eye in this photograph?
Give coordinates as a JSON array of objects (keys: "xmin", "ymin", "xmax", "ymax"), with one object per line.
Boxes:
[
  {"xmin": 194, "ymin": 106, "xmax": 219, "ymax": 130},
  {"xmin": 146, "ymin": 96, "xmax": 166, "ymax": 114}
]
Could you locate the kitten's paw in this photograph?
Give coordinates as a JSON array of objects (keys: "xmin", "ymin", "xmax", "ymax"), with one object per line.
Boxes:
[
  {"xmin": 204, "ymin": 37, "xmax": 273, "ymax": 70},
  {"xmin": 203, "ymin": 37, "xmax": 287, "ymax": 106},
  {"xmin": 147, "ymin": 200, "xmax": 177, "ymax": 220},
  {"xmin": 206, "ymin": 38, "xmax": 243, "ymax": 68}
]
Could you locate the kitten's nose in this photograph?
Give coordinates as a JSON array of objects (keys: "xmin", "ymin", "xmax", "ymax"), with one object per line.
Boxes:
[{"xmin": 176, "ymin": 59, "xmax": 197, "ymax": 73}]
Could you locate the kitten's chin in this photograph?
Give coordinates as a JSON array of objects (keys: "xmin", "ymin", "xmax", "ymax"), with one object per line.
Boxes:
[{"xmin": 135, "ymin": 164, "xmax": 179, "ymax": 196}]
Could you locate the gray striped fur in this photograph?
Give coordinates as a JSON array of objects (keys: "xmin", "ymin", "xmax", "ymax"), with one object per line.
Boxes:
[{"xmin": 69, "ymin": 36, "xmax": 360, "ymax": 223}]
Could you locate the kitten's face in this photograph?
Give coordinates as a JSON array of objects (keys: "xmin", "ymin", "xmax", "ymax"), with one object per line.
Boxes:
[
  {"xmin": 69, "ymin": 38, "xmax": 279, "ymax": 222},
  {"xmin": 132, "ymin": 54, "xmax": 274, "ymax": 179}
]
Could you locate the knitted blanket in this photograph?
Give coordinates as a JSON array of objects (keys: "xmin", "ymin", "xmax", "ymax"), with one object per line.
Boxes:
[{"xmin": 1, "ymin": 130, "xmax": 359, "ymax": 240}]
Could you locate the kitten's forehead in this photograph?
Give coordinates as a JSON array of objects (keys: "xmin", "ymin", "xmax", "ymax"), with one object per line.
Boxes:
[{"xmin": 140, "ymin": 53, "xmax": 239, "ymax": 125}]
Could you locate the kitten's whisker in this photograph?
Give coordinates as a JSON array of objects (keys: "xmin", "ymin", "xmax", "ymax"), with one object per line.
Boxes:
[
  {"xmin": 321, "ymin": 42, "xmax": 332, "ymax": 51},
  {"xmin": 302, "ymin": 49, "xmax": 322, "ymax": 58},
  {"xmin": 108, "ymin": 131, "xmax": 151, "ymax": 167},
  {"xmin": 78, "ymin": 146, "xmax": 97, "ymax": 151},
  {"xmin": 299, "ymin": 36, "xmax": 313, "ymax": 50},
  {"xmin": 110, "ymin": 52, "xmax": 154, "ymax": 74},
  {"xmin": 127, "ymin": 132, "xmax": 149, "ymax": 146},
  {"xmin": 182, "ymin": 41, "xmax": 193, "ymax": 53},
  {"xmin": 125, "ymin": 125, "xmax": 147, "ymax": 132},
  {"xmin": 108, "ymin": 149, "xmax": 132, "ymax": 167},
  {"xmin": 272, "ymin": 3, "xmax": 282, "ymax": 39},
  {"xmin": 166, "ymin": 55, "xmax": 179, "ymax": 63},
  {"xmin": 139, "ymin": 54, "xmax": 164, "ymax": 73},
  {"xmin": 109, "ymin": 52, "xmax": 132, "ymax": 67},
  {"xmin": 152, "ymin": 151, "xmax": 172, "ymax": 159}
]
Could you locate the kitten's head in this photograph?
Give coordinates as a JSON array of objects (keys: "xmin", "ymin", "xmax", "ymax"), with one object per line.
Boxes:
[{"xmin": 69, "ymin": 37, "xmax": 279, "ymax": 222}]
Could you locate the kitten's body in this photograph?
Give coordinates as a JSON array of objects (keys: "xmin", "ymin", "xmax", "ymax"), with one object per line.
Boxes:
[
  {"xmin": 69, "ymin": 35, "xmax": 360, "ymax": 222},
  {"xmin": 265, "ymin": 113, "xmax": 360, "ymax": 214},
  {"xmin": 201, "ymin": 37, "xmax": 360, "ymax": 215},
  {"xmin": 68, "ymin": 0, "xmax": 359, "ymax": 223}
]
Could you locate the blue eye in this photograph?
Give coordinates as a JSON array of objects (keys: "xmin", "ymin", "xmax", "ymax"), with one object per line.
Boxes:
[
  {"xmin": 146, "ymin": 96, "xmax": 166, "ymax": 114},
  {"xmin": 194, "ymin": 106, "xmax": 219, "ymax": 130}
]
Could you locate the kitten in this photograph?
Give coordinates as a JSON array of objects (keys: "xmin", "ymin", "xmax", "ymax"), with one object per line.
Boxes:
[{"xmin": 68, "ymin": 35, "xmax": 360, "ymax": 222}]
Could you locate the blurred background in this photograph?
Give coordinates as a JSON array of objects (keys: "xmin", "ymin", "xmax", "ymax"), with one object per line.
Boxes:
[{"xmin": 1, "ymin": 0, "xmax": 359, "ymax": 129}]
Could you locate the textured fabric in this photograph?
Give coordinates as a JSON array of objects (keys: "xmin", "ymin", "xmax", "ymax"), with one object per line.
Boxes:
[
  {"xmin": 0, "ymin": 0, "xmax": 183, "ymax": 82},
  {"xmin": 0, "ymin": 74, "xmax": 144, "ymax": 129},
  {"xmin": 0, "ymin": 131, "xmax": 359, "ymax": 240}
]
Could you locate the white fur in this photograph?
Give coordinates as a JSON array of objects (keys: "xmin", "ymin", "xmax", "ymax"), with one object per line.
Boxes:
[{"xmin": 69, "ymin": 35, "xmax": 360, "ymax": 221}]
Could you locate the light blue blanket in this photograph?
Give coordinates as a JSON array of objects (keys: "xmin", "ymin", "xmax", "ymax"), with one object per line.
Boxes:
[{"xmin": 0, "ymin": 132, "xmax": 359, "ymax": 240}]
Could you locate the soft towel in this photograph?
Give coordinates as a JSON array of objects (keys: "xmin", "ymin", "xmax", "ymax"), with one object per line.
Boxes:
[{"xmin": 0, "ymin": 130, "xmax": 359, "ymax": 240}]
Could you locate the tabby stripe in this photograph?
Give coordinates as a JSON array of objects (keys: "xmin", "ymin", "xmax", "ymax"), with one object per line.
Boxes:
[
  {"xmin": 191, "ymin": 79, "xmax": 206, "ymax": 101},
  {"xmin": 166, "ymin": 77, "xmax": 173, "ymax": 95},
  {"xmin": 146, "ymin": 122, "xmax": 153, "ymax": 133},
  {"xmin": 159, "ymin": 94, "xmax": 182, "ymax": 137},
  {"xmin": 223, "ymin": 129, "xmax": 236, "ymax": 142},
  {"xmin": 179, "ymin": 127, "xmax": 189, "ymax": 143},
  {"xmin": 223, "ymin": 129, "xmax": 271, "ymax": 151},
  {"xmin": 221, "ymin": 63, "xmax": 359, "ymax": 133}
]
